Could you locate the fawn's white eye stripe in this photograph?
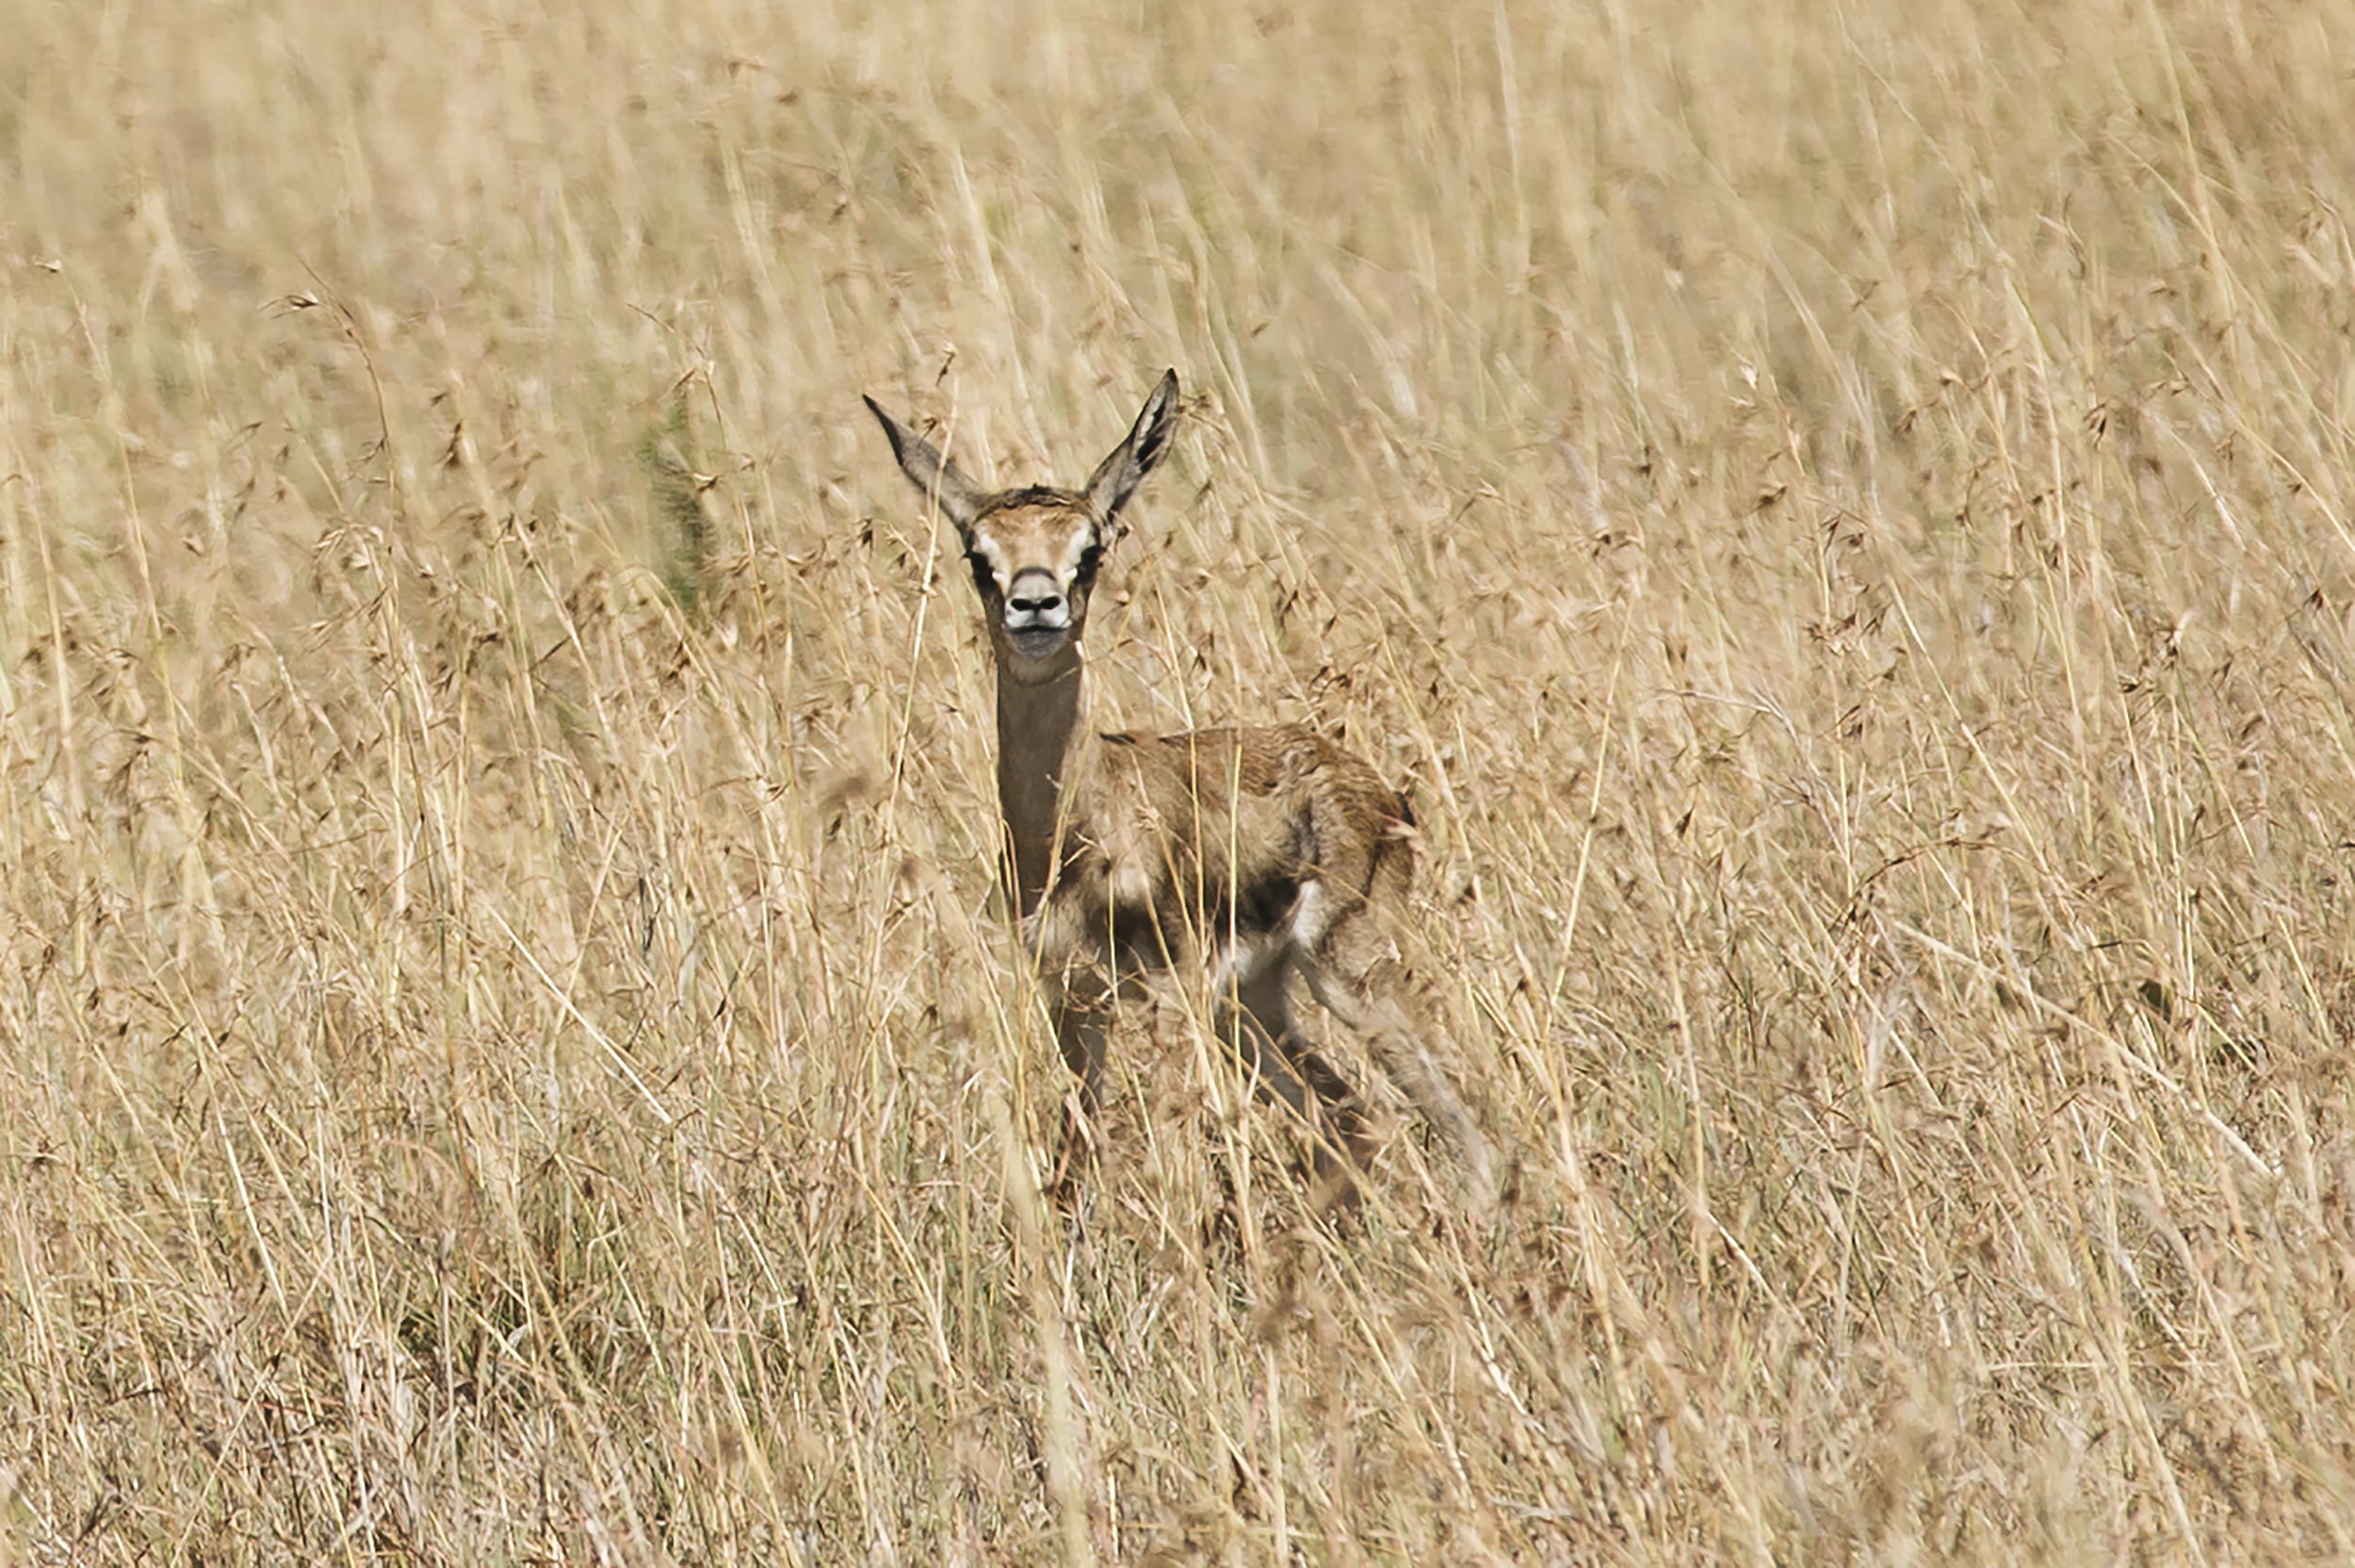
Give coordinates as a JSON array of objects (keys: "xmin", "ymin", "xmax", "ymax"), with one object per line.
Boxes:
[{"xmin": 968, "ymin": 534, "xmax": 1011, "ymax": 590}]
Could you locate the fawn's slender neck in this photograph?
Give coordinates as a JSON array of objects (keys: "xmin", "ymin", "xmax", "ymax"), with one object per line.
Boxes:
[{"xmin": 993, "ymin": 653, "xmax": 1086, "ymax": 919}]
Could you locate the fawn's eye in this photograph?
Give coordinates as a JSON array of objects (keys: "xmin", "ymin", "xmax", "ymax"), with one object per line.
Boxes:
[
  {"xmin": 1074, "ymin": 543, "xmax": 1103, "ymax": 580},
  {"xmin": 965, "ymin": 551, "xmax": 996, "ymax": 592}
]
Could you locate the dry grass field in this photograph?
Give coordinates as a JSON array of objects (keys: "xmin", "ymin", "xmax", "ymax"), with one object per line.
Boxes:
[{"xmin": 2, "ymin": 0, "xmax": 2352, "ymax": 1560}]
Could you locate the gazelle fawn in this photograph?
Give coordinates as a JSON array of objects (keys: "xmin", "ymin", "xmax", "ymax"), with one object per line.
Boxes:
[{"xmin": 865, "ymin": 370, "xmax": 1492, "ymax": 1213}]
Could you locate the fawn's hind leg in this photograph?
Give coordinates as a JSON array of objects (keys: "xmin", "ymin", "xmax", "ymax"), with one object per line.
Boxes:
[
  {"xmin": 1226, "ymin": 952, "xmax": 1373, "ymax": 1211},
  {"xmin": 1302, "ymin": 916, "xmax": 1495, "ymax": 1210}
]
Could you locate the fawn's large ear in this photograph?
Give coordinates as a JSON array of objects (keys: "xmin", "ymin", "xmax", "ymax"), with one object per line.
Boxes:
[
  {"xmin": 864, "ymin": 396, "xmax": 989, "ymax": 533},
  {"xmin": 1082, "ymin": 369, "xmax": 1179, "ymax": 527}
]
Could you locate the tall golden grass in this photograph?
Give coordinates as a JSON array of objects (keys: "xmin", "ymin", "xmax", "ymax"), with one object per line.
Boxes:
[{"xmin": 2, "ymin": 0, "xmax": 2351, "ymax": 1559}]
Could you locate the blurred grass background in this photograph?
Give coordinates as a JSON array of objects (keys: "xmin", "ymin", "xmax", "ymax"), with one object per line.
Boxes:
[{"xmin": 3, "ymin": 0, "xmax": 2354, "ymax": 1560}]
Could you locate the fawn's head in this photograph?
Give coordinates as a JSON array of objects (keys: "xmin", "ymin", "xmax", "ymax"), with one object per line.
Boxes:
[{"xmin": 866, "ymin": 371, "xmax": 1178, "ymax": 679}]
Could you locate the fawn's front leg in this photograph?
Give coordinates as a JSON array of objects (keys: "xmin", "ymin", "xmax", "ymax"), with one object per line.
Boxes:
[{"xmin": 1047, "ymin": 962, "xmax": 1113, "ymax": 1204}]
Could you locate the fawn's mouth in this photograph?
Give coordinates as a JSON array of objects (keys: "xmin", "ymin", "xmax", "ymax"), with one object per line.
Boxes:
[{"xmin": 1006, "ymin": 626, "xmax": 1072, "ymax": 661}]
